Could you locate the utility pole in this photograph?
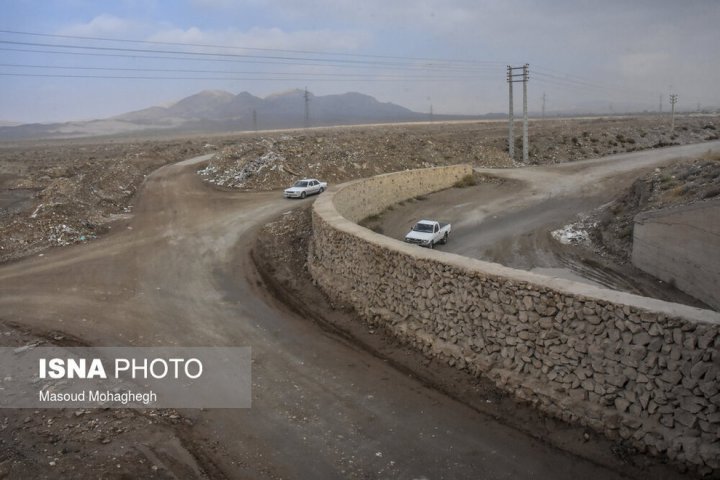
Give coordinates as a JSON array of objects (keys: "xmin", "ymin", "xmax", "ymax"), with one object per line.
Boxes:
[
  {"xmin": 252, "ymin": 109, "xmax": 258, "ymax": 131},
  {"xmin": 507, "ymin": 64, "xmax": 530, "ymax": 162},
  {"xmin": 541, "ymin": 92, "xmax": 546, "ymax": 119},
  {"xmin": 659, "ymin": 94, "xmax": 663, "ymax": 113},
  {"xmin": 304, "ymin": 87, "xmax": 310, "ymax": 128},
  {"xmin": 429, "ymin": 104, "xmax": 434, "ymax": 122},
  {"xmin": 670, "ymin": 94, "xmax": 678, "ymax": 132},
  {"xmin": 507, "ymin": 66, "xmax": 515, "ymax": 159},
  {"xmin": 522, "ymin": 64, "xmax": 529, "ymax": 163}
]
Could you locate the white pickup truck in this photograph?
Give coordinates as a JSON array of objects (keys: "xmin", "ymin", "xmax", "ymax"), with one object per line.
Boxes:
[{"xmin": 404, "ymin": 220, "xmax": 451, "ymax": 249}]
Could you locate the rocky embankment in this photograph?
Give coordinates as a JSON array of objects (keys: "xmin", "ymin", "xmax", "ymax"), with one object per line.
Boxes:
[{"xmin": 590, "ymin": 151, "xmax": 720, "ymax": 263}]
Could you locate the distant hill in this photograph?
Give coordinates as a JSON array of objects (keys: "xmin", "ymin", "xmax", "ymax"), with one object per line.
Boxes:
[{"xmin": 0, "ymin": 89, "xmax": 445, "ymax": 140}]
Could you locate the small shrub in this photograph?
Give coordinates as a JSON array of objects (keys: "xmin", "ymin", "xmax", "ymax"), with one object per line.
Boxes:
[
  {"xmin": 667, "ymin": 185, "xmax": 688, "ymax": 198},
  {"xmin": 454, "ymin": 174, "xmax": 477, "ymax": 188}
]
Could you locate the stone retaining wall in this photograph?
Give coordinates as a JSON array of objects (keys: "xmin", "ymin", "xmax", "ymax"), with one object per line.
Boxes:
[{"xmin": 308, "ymin": 165, "xmax": 720, "ymax": 472}]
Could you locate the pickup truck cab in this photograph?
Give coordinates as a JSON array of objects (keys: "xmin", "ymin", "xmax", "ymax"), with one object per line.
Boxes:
[
  {"xmin": 404, "ymin": 220, "xmax": 451, "ymax": 249},
  {"xmin": 284, "ymin": 178, "xmax": 327, "ymax": 199}
]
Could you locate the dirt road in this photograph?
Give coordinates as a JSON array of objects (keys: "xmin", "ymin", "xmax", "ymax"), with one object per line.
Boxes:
[
  {"xmin": 0, "ymin": 152, "xmax": 691, "ymax": 478},
  {"xmin": 376, "ymin": 140, "xmax": 720, "ymax": 303}
]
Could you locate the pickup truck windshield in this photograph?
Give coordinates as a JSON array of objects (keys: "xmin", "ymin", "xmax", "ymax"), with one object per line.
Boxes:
[
  {"xmin": 294, "ymin": 181, "xmax": 308, "ymax": 187},
  {"xmin": 412, "ymin": 223, "xmax": 434, "ymax": 233}
]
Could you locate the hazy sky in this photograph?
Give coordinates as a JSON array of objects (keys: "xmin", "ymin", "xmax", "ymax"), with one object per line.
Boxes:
[{"xmin": 1, "ymin": 0, "xmax": 718, "ymax": 123}]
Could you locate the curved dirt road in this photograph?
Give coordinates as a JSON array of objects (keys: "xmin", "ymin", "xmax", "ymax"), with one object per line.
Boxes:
[
  {"xmin": 377, "ymin": 140, "xmax": 720, "ymax": 298},
  {"xmin": 0, "ymin": 152, "xmax": 683, "ymax": 479}
]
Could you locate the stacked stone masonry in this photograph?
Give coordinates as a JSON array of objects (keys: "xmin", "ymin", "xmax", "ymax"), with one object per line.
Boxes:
[{"xmin": 308, "ymin": 165, "xmax": 720, "ymax": 472}]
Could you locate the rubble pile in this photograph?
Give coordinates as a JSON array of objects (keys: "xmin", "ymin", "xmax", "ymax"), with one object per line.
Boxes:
[
  {"xmin": 551, "ymin": 218, "xmax": 596, "ymax": 246},
  {"xmin": 512, "ymin": 116, "xmax": 720, "ymax": 165},
  {"xmin": 200, "ymin": 116, "xmax": 720, "ymax": 191},
  {"xmin": 199, "ymin": 125, "xmax": 511, "ymax": 190},
  {"xmin": 0, "ymin": 140, "xmax": 210, "ymax": 263},
  {"xmin": 199, "ymin": 139, "xmax": 289, "ymax": 187}
]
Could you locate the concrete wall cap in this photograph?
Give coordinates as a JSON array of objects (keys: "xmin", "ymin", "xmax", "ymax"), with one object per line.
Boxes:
[{"xmin": 634, "ymin": 197, "xmax": 720, "ymax": 223}]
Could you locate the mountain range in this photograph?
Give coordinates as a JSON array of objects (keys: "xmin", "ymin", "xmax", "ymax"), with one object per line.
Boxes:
[{"xmin": 0, "ymin": 89, "xmax": 443, "ymax": 140}]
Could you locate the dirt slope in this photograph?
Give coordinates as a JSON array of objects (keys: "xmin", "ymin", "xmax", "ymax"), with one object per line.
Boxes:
[{"xmin": 589, "ymin": 151, "xmax": 720, "ymax": 263}]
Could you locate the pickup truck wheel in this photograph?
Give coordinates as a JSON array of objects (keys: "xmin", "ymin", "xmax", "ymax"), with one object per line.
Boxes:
[
  {"xmin": 301, "ymin": 191, "xmax": 307, "ymax": 199},
  {"xmin": 441, "ymin": 232, "xmax": 448, "ymax": 244},
  {"xmin": 428, "ymin": 241, "xmax": 434, "ymax": 249},
  {"xmin": 319, "ymin": 187, "xmax": 324, "ymax": 193}
]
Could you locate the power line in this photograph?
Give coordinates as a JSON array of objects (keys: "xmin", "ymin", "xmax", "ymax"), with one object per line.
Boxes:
[
  {"xmin": 0, "ymin": 72, "xmax": 490, "ymax": 82},
  {"xmin": 0, "ymin": 29, "xmax": 507, "ymax": 67},
  {"xmin": 0, "ymin": 39, "xmax": 431, "ymax": 68},
  {"xmin": 0, "ymin": 62, "xmax": 484, "ymax": 80},
  {"xmin": 0, "ymin": 46, "xmax": 487, "ymax": 73},
  {"xmin": 0, "ymin": 30, "xmax": 683, "ymax": 111},
  {"xmin": 0, "ymin": 45, "xmax": 501, "ymax": 75},
  {"xmin": 0, "ymin": 31, "xmax": 658, "ymax": 98},
  {"xmin": 533, "ymin": 66, "xmax": 663, "ymax": 102},
  {"xmin": 0, "ymin": 38, "xmax": 504, "ymax": 74}
]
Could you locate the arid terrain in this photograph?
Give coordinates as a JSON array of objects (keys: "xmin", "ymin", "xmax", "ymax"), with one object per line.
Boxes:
[
  {"xmin": 2, "ymin": 115, "xmax": 718, "ymax": 266},
  {"xmin": 0, "ymin": 115, "xmax": 719, "ymax": 479}
]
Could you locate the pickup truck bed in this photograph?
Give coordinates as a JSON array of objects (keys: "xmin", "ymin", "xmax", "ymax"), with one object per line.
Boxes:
[{"xmin": 404, "ymin": 220, "xmax": 451, "ymax": 248}]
